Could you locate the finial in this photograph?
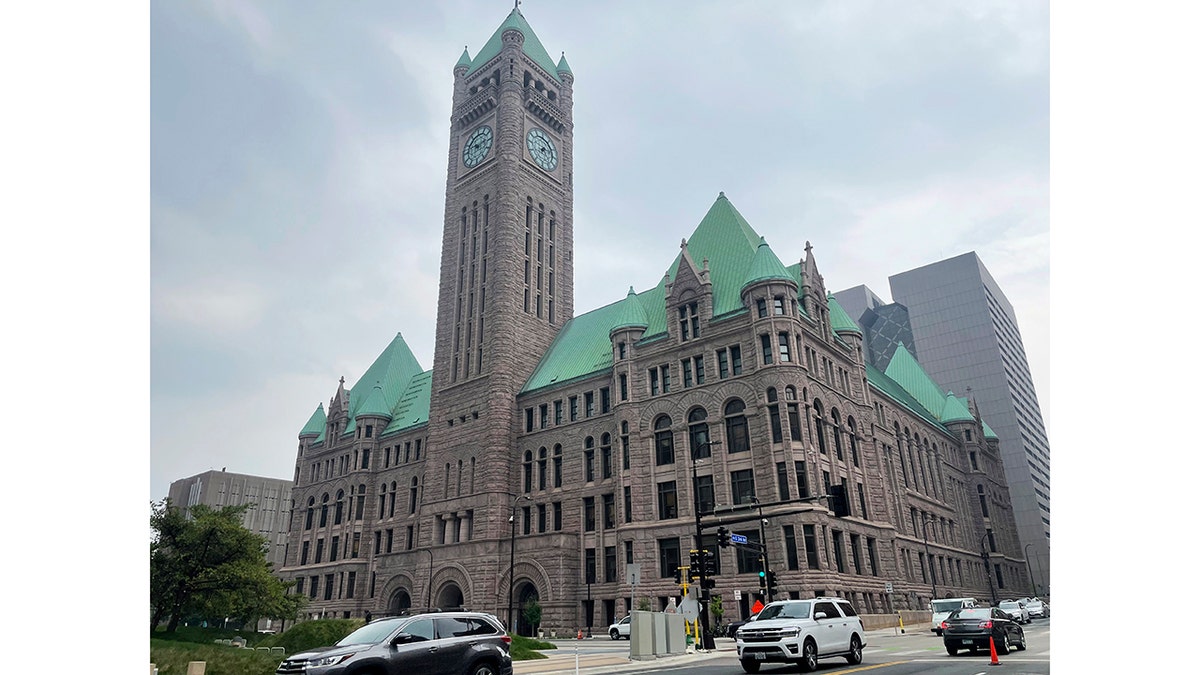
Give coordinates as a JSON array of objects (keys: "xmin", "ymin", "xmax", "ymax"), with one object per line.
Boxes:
[
  {"xmin": 680, "ymin": 238, "xmax": 688, "ymax": 250},
  {"xmin": 805, "ymin": 241, "xmax": 813, "ymax": 254}
]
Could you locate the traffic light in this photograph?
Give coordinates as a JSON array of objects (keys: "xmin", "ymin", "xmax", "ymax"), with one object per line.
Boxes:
[
  {"xmin": 828, "ymin": 484, "xmax": 850, "ymax": 517},
  {"xmin": 703, "ymin": 549, "xmax": 717, "ymax": 576},
  {"xmin": 758, "ymin": 569, "xmax": 767, "ymax": 589},
  {"xmin": 673, "ymin": 567, "xmax": 683, "ymax": 585},
  {"xmin": 702, "ymin": 577, "xmax": 716, "ymax": 590},
  {"xmin": 767, "ymin": 570, "xmax": 778, "ymax": 592},
  {"xmin": 717, "ymin": 526, "xmax": 730, "ymax": 548}
]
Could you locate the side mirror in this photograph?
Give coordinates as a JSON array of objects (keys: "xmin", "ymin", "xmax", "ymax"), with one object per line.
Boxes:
[
  {"xmin": 814, "ymin": 612, "xmax": 827, "ymax": 620},
  {"xmin": 392, "ymin": 633, "xmax": 416, "ymax": 645}
]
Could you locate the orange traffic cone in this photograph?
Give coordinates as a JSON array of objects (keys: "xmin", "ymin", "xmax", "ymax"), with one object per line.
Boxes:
[
  {"xmin": 577, "ymin": 629, "xmax": 583, "ymax": 640},
  {"xmin": 988, "ymin": 635, "xmax": 1001, "ymax": 666}
]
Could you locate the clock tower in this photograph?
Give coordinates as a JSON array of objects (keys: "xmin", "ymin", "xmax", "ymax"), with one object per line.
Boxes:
[{"xmin": 425, "ymin": 9, "xmax": 574, "ymax": 544}]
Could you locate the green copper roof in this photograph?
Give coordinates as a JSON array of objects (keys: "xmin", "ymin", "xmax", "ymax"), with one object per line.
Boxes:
[
  {"xmin": 381, "ymin": 370, "xmax": 432, "ymax": 436},
  {"xmin": 610, "ymin": 286, "xmax": 649, "ymax": 332},
  {"xmin": 455, "ymin": 46, "xmax": 472, "ymax": 70},
  {"xmin": 883, "ymin": 343, "xmax": 949, "ymax": 420},
  {"xmin": 341, "ymin": 333, "xmax": 425, "ymax": 438},
  {"xmin": 827, "ymin": 293, "xmax": 862, "ymax": 335},
  {"xmin": 357, "ymin": 382, "xmax": 392, "ymax": 420},
  {"xmin": 556, "ymin": 52, "xmax": 572, "ymax": 75},
  {"xmin": 742, "ymin": 237, "xmax": 796, "ymax": 291},
  {"xmin": 941, "ymin": 393, "xmax": 974, "ymax": 423},
  {"xmin": 865, "ymin": 362, "xmax": 949, "ymax": 435},
  {"xmin": 300, "ymin": 403, "xmax": 325, "ymax": 437},
  {"xmin": 983, "ymin": 420, "xmax": 999, "ymax": 440},
  {"xmin": 468, "ymin": 9, "xmax": 561, "ymax": 82}
]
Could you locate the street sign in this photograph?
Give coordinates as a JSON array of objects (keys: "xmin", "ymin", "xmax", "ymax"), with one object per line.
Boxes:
[
  {"xmin": 885, "ymin": 581, "xmax": 894, "ymax": 593},
  {"xmin": 679, "ymin": 596, "xmax": 699, "ymax": 621},
  {"xmin": 626, "ymin": 563, "xmax": 641, "ymax": 586},
  {"xmin": 730, "ymin": 534, "xmax": 749, "ymax": 545},
  {"xmin": 734, "ymin": 589, "xmax": 742, "ymax": 600}
]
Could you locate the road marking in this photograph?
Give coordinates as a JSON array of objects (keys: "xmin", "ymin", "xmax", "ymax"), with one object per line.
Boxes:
[{"xmin": 824, "ymin": 662, "xmax": 907, "ymax": 674}]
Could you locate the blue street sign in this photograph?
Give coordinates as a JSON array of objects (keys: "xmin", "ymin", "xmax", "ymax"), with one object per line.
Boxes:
[{"xmin": 730, "ymin": 533, "xmax": 749, "ymax": 545}]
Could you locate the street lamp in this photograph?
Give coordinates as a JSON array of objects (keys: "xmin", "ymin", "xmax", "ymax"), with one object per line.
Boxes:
[
  {"xmin": 750, "ymin": 496, "xmax": 773, "ymax": 603},
  {"xmin": 979, "ymin": 531, "xmax": 998, "ymax": 607},
  {"xmin": 1023, "ymin": 543, "xmax": 1036, "ymax": 598},
  {"xmin": 508, "ymin": 493, "xmax": 529, "ymax": 633},
  {"xmin": 921, "ymin": 516, "xmax": 937, "ymax": 602}
]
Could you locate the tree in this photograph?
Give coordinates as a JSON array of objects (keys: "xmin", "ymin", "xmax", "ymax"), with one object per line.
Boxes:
[
  {"xmin": 150, "ymin": 499, "xmax": 304, "ymax": 632},
  {"xmin": 636, "ymin": 597, "xmax": 652, "ymax": 612},
  {"xmin": 709, "ymin": 594, "xmax": 725, "ymax": 626},
  {"xmin": 522, "ymin": 599, "xmax": 542, "ymax": 635}
]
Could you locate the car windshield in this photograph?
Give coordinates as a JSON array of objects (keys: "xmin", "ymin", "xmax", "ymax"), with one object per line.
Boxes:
[
  {"xmin": 999, "ymin": 602, "xmax": 1019, "ymax": 610},
  {"xmin": 931, "ymin": 600, "xmax": 965, "ymax": 613},
  {"xmin": 757, "ymin": 602, "xmax": 811, "ymax": 620},
  {"xmin": 950, "ymin": 608, "xmax": 991, "ymax": 620},
  {"xmin": 336, "ymin": 618, "xmax": 406, "ymax": 646}
]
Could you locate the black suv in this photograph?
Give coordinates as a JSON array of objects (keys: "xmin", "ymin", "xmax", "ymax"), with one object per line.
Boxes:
[{"xmin": 276, "ymin": 612, "xmax": 513, "ymax": 675}]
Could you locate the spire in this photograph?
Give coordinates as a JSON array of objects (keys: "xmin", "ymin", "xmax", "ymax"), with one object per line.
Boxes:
[
  {"xmin": 742, "ymin": 236, "xmax": 795, "ymax": 292},
  {"xmin": 357, "ymin": 381, "xmax": 393, "ymax": 421},
  {"xmin": 468, "ymin": 7, "xmax": 561, "ymax": 82},
  {"xmin": 299, "ymin": 403, "xmax": 326, "ymax": 437},
  {"xmin": 610, "ymin": 286, "xmax": 650, "ymax": 334},
  {"xmin": 827, "ymin": 292, "xmax": 863, "ymax": 336},
  {"xmin": 556, "ymin": 51, "xmax": 573, "ymax": 76},
  {"xmin": 455, "ymin": 45, "xmax": 472, "ymax": 72}
]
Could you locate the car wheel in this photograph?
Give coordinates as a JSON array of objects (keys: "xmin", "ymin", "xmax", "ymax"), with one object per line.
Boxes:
[
  {"xmin": 845, "ymin": 635, "xmax": 863, "ymax": 665},
  {"xmin": 740, "ymin": 658, "xmax": 761, "ymax": 673},
  {"xmin": 467, "ymin": 661, "xmax": 499, "ymax": 675},
  {"xmin": 610, "ymin": 628, "xmax": 620, "ymax": 640},
  {"xmin": 946, "ymin": 645, "xmax": 958, "ymax": 656},
  {"xmin": 798, "ymin": 639, "xmax": 818, "ymax": 672},
  {"xmin": 997, "ymin": 633, "xmax": 1010, "ymax": 655}
]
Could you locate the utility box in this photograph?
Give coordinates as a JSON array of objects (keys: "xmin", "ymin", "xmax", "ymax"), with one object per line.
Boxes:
[
  {"xmin": 651, "ymin": 612, "xmax": 668, "ymax": 655},
  {"xmin": 663, "ymin": 613, "xmax": 686, "ymax": 655},
  {"xmin": 629, "ymin": 611, "xmax": 655, "ymax": 660}
]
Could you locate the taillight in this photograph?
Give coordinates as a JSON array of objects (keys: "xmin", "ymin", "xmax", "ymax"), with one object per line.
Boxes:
[
  {"xmin": 978, "ymin": 621, "xmax": 993, "ymax": 629},
  {"xmin": 940, "ymin": 621, "xmax": 948, "ymax": 630},
  {"xmin": 501, "ymin": 635, "xmax": 512, "ymax": 644}
]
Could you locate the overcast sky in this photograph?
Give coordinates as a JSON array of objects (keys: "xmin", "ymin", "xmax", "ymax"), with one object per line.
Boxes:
[{"xmin": 149, "ymin": 0, "xmax": 1050, "ymax": 501}]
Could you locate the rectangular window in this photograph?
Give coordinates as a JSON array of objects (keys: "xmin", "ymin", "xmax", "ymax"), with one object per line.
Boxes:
[
  {"xmin": 570, "ymin": 396, "xmax": 579, "ymax": 421},
  {"xmin": 857, "ymin": 483, "xmax": 868, "ymax": 520},
  {"xmin": 649, "ymin": 367, "xmax": 659, "ymax": 395},
  {"xmin": 831, "ymin": 530, "xmax": 846, "ymax": 573},
  {"xmin": 784, "ymin": 525, "xmax": 799, "ymax": 570},
  {"xmin": 584, "ymin": 497, "xmax": 596, "ymax": 531},
  {"xmin": 585, "ymin": 391, "xmax": 595, "ymax": 417},
  {"xmin": 538, "ymin": 504, "xmax": 547, "ymax": 533},
  {"xmin": 554, "ymin": 502, "xmax": 563, "ymax": 530},
  {"xmin": 761, "ymin": 334, "xmax": 773, "ymax": 365},
  {"xmin": 774, "ymin": 296, "xmax": 785, "ymax": 315},
  {"xmin": 555, "ymin": 400, "xmax": 563, "ymax": 425},
  {"xmin": 657, "ymin": 481, "xmax": 678, "ymax": 520},
  {"xmin": 776, "ymin": 462, "xmax": 790, "ymax": 501},
  {"xmin": 600, "ymin": 387, "xmax": 611, "ymax": 414},
  {"xmin": 525, "ymin": 408, "xmax": 534, "ymax": 433},
  {"xmin": 730, "ymin": 469, "xmax": 755, "ymax": 505},
  {"xmin": 660, "ymin": 365, "xmax": 671, "ymax": 393},
  {"xmin": 324, "ymin": 574, "xmax": 334, "ymax": 600},
  {"xmin": 309, "ymin": 576, "xmax": 319, "ymax": 599},
  {"xmin": 682, "ymin": 359, "xmax": 693, "ymax": 387},
  {"xmin": 696, "ymin": 475, "xmax": 715, "ymax": 515},
  {"xmin": 585, "ymin": 548, "xmax": 596, "ymax": 584},
  {"xmin": 346, "ymin": 571, "xmax": 356, "ymax": 598},
  {"xmin": 315, "ymin": 539, "xmax": 325, "ymax": 564},
  {"xmin": 301, "ymin": 541, "xmax": 310, "ymax": 565},
  {"xmin": 778, "ymin": 333, "xmax": 790, "ymax": 362},
  {"xmin": 603, "ymin": 493, "xmax": 615, "ymax": 529},
  {"xmin": 386, "ymin": 529, "xmax": 394, "ymax": 553},
  {"xmin": 735, "ymin": 530, "xmax": 762, "ymax": 573},
  {"xmin": 539, "ymin": 404, "xmax": 548, "ymax": 429},
  {"xmin": 623, "ymin": 486, "xmax": 632, "ymax": 523},
  {"xmin": 795, "ymin": 461, "xmax": 809, "ymax": 498},
  {"xmin": 756, "ymin": 297, "xmax": 768, "ymax": 318},
  {"xmin": 849, "ymin": 533, "xmax": 863, "ymax": 574},
  {"xmin": 605, "ymin": 546, "xmax": 618, "ymax": 583},
  {"xmin": 867, "ymin": 537, "xmax": 880, "ymax": 576},
  {"xmin": 694, "ymin": 356, "xmax": 705, "ymax": 384},
  {"xmin": 731, "ymin": 345, "xmax": 742, "ymax": 374},
  {"xmin": 620, "ymin": 374, "xmax": 628, "ymax": 401},
  {"xmin": 803, "ymin": 524, "xmax": 820, "ymax": 569},
  {"xmin": 618, "ymin": 342, "xmax": 626, "ymax": 359},
  {"xmin": 585, "ymin": 448, "xmax": 595, "ymax": 482},
  {"xmin": 717, "ymin": 349, "xmax": 730, "ymax": 379},
  {"xmin": 658, "ymin": 538, "xmax": 681, "ymax": 579},
  {"xmin": 330, "ymin": 535, "xmax": 339, "ymax": 562}
]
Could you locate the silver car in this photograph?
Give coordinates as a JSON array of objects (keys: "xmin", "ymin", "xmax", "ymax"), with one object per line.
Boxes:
[{"xmin": 997, "ymin": 600, "xmax": 1031, "ymax": 624}]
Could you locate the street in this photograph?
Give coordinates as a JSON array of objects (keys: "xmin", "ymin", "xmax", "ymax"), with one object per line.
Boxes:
[{"xmin": 515, "ymin": 617, "xmax": 1051, "ymax": 675}]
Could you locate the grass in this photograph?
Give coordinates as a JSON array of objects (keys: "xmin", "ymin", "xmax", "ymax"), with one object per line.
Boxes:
[{"xmin": 150, "ymin": 621, "xmax": 557, "ymax": 674}]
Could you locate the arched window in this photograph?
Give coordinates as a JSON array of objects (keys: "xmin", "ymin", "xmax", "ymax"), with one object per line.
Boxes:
[
  {"xmin": 553, "ymin": 444, "xmax": 563, "ymax": 487},
  {"xmin": 457, "ymin": 459, "xmax": 464, "ymax": 496},
  {"xmin": 334, "ymin": 489, "xmax": 345, "ymax": 525},
  {"xmin": 654, "ymin": 415, "xmax": 675, "ymax": 465},
  {"xmin": 725, "ymin": 399, "xmax": 750, "ymax": 454},
  {"xmin": 389, "ymin": 481, "xmax": 397, "ymax": 518},
  {"xmin": 305, "ymin": 497, "xmax": 315, "ymax": 530},
  {"xmin": 538, "ymin": 447, "xmax": 548, "ymax": 490},
  {"xmin": 813, "ymin": 400, "xmax": 828, "ymax": 455},
  {"xmin": 767, "ymin": 388, "xmax": 783, "ymax": 443},
  {"xmin": 688, "ymin": 407, "xmax": 710, "ymax": 459},
  {"xmin": 523, "ymin": 450, "xmax": 533, "ymax": 493},
  {"xmin": 319, "ymin": 493, "xmax": 329, "ymax": 528},
  {"xmin": 831, "ymin": 408, "xmax": 844, "ymax": 460},
  {"xmin": 847, "ymin": 416, "xmax": 860, "ymax": 466}
]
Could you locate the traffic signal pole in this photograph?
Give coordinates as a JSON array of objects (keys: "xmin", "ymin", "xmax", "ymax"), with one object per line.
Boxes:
[{"xmin": 692, "ymin": 444, "xmax": 715, "ymax": 651}]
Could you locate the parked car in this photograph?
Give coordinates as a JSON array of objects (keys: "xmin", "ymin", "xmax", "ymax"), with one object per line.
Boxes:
[
  {"xmin": 724, "ymin": 612, "xmax": 758, "ymax": 638},
  {"xmin": 1025, "ymin": 598, "xmax": 1048, "ymax": 618},
  {"xmin": 275, "ymin": 611, "xmax": 513, "ymax": 675},
  {"xmin": 997, "ymin": 600, "xmax": 1031, "ymax": 624},
  {"xmin": 608, "ymin": 615, "xmax": 631, "ymax": 640},
  {"xmin": 929, "ymin": 597, "xmax": 978, "ymax": 635},
  {"xmin": 942, "ymin": 606, "xmax": 1026, "ymax": 656},
  {"xmin": 735, "ymin": 598, "xmax": 865, "ymax": 673}
]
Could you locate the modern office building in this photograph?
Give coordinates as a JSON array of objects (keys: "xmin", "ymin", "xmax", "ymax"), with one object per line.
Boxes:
[
  {"xmin": 278, "ymin": 7, "xmax": 1030, "ymax": 633},
  {"xmin": 833, "ymin": 285, "xmax": 917, "ymax": 372},
  {"xmin": 167, "ymin": 469, "xmax": 294, "ymax": 571},
  {"xmin": 889, "ymin": 252, "xmax": 1051, "ymax": 595}
]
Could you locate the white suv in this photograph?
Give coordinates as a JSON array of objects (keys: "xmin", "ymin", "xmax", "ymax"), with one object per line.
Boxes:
[
  {"xmin": 608, "ymin": 615, "xmax": 630, "ymax": 640},
  {"xmin": 735, "ymin": 598, "xmax": 865, "ymax": 673}
]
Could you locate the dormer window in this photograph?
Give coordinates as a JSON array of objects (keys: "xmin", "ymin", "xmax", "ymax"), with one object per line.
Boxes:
[{"xmin": 678, "ymin": 302, "xmax": 699, "ymax": 340}]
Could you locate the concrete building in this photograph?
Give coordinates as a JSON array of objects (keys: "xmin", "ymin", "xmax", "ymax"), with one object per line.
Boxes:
[
  {"xmin": 167, "ymin": 469, "xmax": 294, "ymax": 572},
  {"xmin": 833, "ymin": 285, "xmax": 917, "ymax": 372},
  {"xmin": 889, "ymin": 252, "xmax": 1051, "ymax": 596},
  {"xmin": 278, "ymin": 7, "xmax": 1030, "ymax": 633}
]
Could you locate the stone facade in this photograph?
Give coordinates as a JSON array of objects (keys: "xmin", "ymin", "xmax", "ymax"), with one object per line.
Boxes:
[{"xmin": 277, "ymin": 9, "xmax": 1029, "ymax": 634}]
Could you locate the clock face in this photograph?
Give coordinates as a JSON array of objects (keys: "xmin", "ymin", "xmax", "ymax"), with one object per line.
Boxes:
[
  {"xmin": 462, "ymin": 125, "xmax": 493, "ymax": 168},
  {"xmin": 526, "ymin": 128, "xmax": 558, "ymax": 172}
]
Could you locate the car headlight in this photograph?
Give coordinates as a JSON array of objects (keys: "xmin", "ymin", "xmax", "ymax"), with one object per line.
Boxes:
[
  {"xmin": 310, "ymin": 653, "xmax": 356, "ymax": 668},
  {"xmin": 777, "ymin": 628, "xmax": 800, "ymax": 638}
]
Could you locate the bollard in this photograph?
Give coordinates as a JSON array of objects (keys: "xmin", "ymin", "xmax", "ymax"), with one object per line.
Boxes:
[
  {"xmin": 186, "ymin": 661, "xmax": 207, "ymax": 675},
  {"xmin": 150, "ymin": 665, "xmax": 157, "ymax": 675}
]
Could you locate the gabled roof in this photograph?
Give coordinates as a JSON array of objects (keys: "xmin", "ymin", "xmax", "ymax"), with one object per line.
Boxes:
[
  {"xmin": 381, "ymin": 370, "xmax": 432, "ymax": 436},
  {"xmin": 339, "ymin": 333, "xmax": 426, "ymax": 438},
  {"xmin": 872, "ymin": 343, "xmax": 1001, "ymax": 439},
  {"xmin": 883, "ymin": 343, "xmax": 948, "ymax": 419},
  {"xmin": 467, "ymin": 9, "xmax": 561, "ymax": 83},
  {"xmin": 865, "ymin": 362, "xmax": 949, "ymax": 434}
]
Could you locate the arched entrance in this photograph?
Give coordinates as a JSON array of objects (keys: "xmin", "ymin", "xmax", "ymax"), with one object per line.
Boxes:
[
  {"xmin": 516, "ymin": 582, "xmax": 540, "ymax": 637},
  {"xmin": 388, "ymin": 588, "xmax": 411, "ymax": 616},
  {"xmin": 436, "ymin": 583, "xmax": 464, "ymax": 610}
]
